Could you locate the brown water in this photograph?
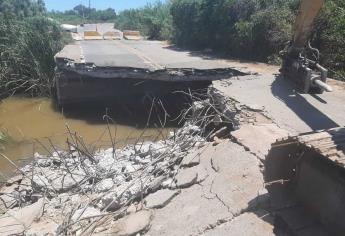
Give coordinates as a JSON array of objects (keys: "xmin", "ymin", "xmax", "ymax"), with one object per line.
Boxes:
[{"xmin": 0, "ymin": 97, "xmax": 169, "ymax": 175}]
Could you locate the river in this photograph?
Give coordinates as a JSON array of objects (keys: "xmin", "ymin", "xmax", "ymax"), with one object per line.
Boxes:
[{"xmin": 0, "ymin": 97, "xmax": 171, "ymax": 175}]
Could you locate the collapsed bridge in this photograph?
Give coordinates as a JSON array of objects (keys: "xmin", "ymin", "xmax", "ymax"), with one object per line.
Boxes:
[{"xmin": 54, "ymin": 40, "xmax": 247, "ymax": 106}]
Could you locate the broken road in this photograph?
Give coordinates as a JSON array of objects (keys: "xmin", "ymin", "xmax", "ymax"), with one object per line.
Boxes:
[
  {"xmin": 2, "ymin": 38, "xmax": 345, "ymax": 235},
  {"xmin": 55, "ymin": 40, "xmax": 246, "ymax": 105}
]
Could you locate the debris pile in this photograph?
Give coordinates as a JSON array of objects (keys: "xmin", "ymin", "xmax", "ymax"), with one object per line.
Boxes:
[
  {"xmin": 0, "ymin": 122, "xmax": 206, "ymax": 235},
  {"xmin": 0, "ymin": 91, "xmax": 265, "ymax": 235}
]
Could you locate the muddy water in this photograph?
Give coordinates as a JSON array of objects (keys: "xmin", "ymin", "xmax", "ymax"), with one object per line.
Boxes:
[{"xmin": 0, "ymin": 97, "xmax": 170, "ymax": 175}]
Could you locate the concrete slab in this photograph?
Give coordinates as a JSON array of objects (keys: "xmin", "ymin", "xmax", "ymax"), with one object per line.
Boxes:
[
  {"xmin": 54, "ymin": 40, "xmax": 247, "ymax": 105},
  {"xmin": 204, "ymin": 212, "xmax": 275, "ymax": 236},
  {"xmin": 55, "ymin": 44, "xmax": 82, "ymax": 63},
  {"xmin": 231, "ymin": 124, "xmax": 289, "ymax": 160},
  {"xmin": 58, "ymin": 40, "xmax": 246, "ymax": 72},
  {"xmin": 145, "ymin": 189, "xmax": 180, "ymax": 209},
  {"xmin": 208, "ymin": 141, "xmax": 264, "ymax": 213},
  {"xmin": 147, "ymin": 184, "xmax": 233, "ymax": 236},
  {"xmin": 80, "ymin": 40, "xmax": 150, "ymax": 68},
  {"xmin": 108, "ymin": 210, "xmax": 153, "ymax": 236},
  {"xmin": 214, "ymin": 74, "xmax": 345, "ymax": 134},
  {"xmin": 146, "ymin": 141, "xmax": 265, "ymax": 236}
]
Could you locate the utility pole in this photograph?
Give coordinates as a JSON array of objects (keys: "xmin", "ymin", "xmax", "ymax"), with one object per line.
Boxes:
[
  {"xmin": 89, "ymin": 0, "xmax": 91, "ymax": 19},
  {"xmin": 81, "ymin": 0, "xmax": 85, "ymax": 23}
]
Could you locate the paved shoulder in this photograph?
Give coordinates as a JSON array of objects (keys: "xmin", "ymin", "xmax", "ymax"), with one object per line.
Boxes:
[{"xmin": 214, "ymin": 75, "xmax": 345, "ymax": 134}]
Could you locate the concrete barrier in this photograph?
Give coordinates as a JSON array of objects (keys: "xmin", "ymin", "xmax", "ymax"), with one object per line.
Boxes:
[
  {"xmin": 123, "ymin": 30, "xmax": 143, "ymax": 40},
  {"xmin": 103, "ymin": 31, "xmax": 123, "ymax": 40},
  {"xmin": 84, "ymin": 31, "xmax": 103, "ymax": 40}
]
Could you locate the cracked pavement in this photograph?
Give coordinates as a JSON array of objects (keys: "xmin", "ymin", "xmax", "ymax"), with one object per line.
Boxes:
[
  {"xmin": 145, "ymin": 140, "xmax": 273, "ymax": 236},
  {"xmin": 143, "ymin": 61, "xmax": 345, "ymax": 235}
]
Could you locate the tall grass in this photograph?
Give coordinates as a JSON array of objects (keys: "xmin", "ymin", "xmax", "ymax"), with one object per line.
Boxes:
[{"xmin": 0, "ymin": 16, "xmax": 65, "ymax": 98}]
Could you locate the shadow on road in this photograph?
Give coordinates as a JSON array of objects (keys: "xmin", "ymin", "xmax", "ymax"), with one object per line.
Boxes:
[
  {"xmin": 271, "ymin": 75, "xmax": 339, "ymax": 130},
  {"xmin": 163, "ymin": 44, "xmax": 262, "ymax": 65}
]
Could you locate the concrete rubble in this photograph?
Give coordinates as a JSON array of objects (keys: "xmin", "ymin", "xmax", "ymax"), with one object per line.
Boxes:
[
  {"xmin": 0, "ymin": 119, "xmax": 209, "ymax": 235},
  {"xmin": 0, "ymin": 198, "xmax": 44, "ymax": 235},
  {"xmin": 0, "ymin": 91, "xmax": 289, "ymax": 235},
  {"xmin": 108, "ymin": 210, "xmax": 153, "ymax": 236},
  {"xmin": 144, "ymin": 189, "xmax": 180, "ymax": 209},
  {"xmin": 174, "ymin": 168, "xmax": 198, "ymax": 188},
  {"xmin": 231, "ymin": 123, "xmax": 289, "ymax": 160}
]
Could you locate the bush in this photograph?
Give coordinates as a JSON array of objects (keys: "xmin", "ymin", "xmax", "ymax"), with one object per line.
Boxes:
[
  {"xmin": 0, "ymin": 16, "xmax": 64, "ymax": 97},
  {"xmin": 170, "ymin": 0, "xmax": 345, "ymax": 79},
  {"xmin": 170, "ymin": 0, "xmax": 295, "ymax": 60},
  {"xmin": 313, "ymin": 1, "xmax": 345, "ymax": 80},
  {"xmin": 115, "ymin": 1, "xmax": 173, "ymax": 40},
  {"xmin": 48, "ymin": 6, "xmax": 117, "ymax": 25}
]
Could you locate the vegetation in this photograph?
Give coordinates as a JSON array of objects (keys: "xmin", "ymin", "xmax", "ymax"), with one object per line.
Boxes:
[
  {"xmin": 115, "ymin": 1, "xmax": 172, "ymax": 40},
  {"xmin": 114, "ymin": 0, "xmax": 344, "ymax": 79},
  {"xmin": 313, "ymin": 0, "xmax": 345, "ymax": 79},
  {"xmin": 0, "ymin": 0, "xmax": 344, "ymax": 99},
  {"xmin": 48, "ymin": 5, "xmax": 117, "ymax": 25},
  {"xmin": 0, "ymin": 0, "xmax": 46, "ymax": 19},
  {"xmin": 0, "ymin": 0, "xmax": 65, "ymax": 97}
]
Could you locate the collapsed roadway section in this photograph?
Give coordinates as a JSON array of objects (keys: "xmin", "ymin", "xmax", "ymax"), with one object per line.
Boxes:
[{"xmin": 54, "ymin": 40, "xmax": 247, "ymax": 106}]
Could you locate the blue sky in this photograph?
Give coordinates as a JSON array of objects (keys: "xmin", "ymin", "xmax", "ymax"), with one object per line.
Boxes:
[{"xmin": 45, "ymin": 0, "xmax": 164, "ymax": 12}]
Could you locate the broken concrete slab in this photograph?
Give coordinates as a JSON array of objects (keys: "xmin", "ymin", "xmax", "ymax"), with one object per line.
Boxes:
[
  {"xmin": 145, "ymin": 189, "xmax": 180, "ymax": 209},
  {"xmin": 55, "ymin": 39, "xmax": 249, "ymax": 106},
  {"xmin": 231, "ymin": 124, "xmax": 289, "ymax": 160},
  {"xmin": 5, "ymin": 174, "xmax": 23, "ymax": 186},
  {"xmin": 161, "ymin": 178, "xmax": 176, "ymax": 189},
  {"xmin": 95, "ymin": 178, "xmax": 114, "ymax": 193},
  {"xmin": 174, "ymin": 168, "xmax": 198, "ymax": 188},
  {"xmin": 126, "ymin": 202, "xmax": 144, "ymax": 214},
  {"xmin": 181, "ymin": 151, "xmax": 201, "ymax": 167},
  {"xmin": 0, "ymin": 198, "xmax": 44, "ymax": 235},
  {"xmin": 26, "ymin": 219, "xmax": 59, "ymax": 236},
  {"xmin": 147, "ymin": 184, "xmax": 233, "ymax": 236},
  {"xmin": 147, "ymin": 176, "xmax": 166, "ymax": 193},
  {"xmin": 32, "ymin": 168, "xmax": 86, "ymax": 193},
  {"xmin": 209, "ymin": 141, "xmax": 264, "ymax": 214},
  {"xmin": 204, "ymin": 212, "xmax": 275, "ymax": 236},
  {"xmin": 71, "ymin": 207, "xmax": 101, "ymax": 222},
  {"xmin": 147, "ymin": 140, "xmax": 265, "ymax": 235},
  {"xmin": 108, "ymin": 210, "xmax": 153, "ymax": 236},
  {"xmin": 0, "ymin": 184, "xmax": 20, "ymax": 211}
]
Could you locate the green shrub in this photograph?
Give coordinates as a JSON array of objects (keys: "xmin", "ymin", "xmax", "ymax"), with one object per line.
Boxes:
[
  {"xmin": 116, "ymin": 1, "xmax": 173, "ymax": 40},
  {"xmin": 0, "ymin": 16, "xmax": 64, "ymax": 97},
  {"xmin": 313, "ymin": 1, "xmax": 345, "ymax": 80},
  {"xmin": 170, "ymin": 0, "xmax": 345, "ymax": 78}
]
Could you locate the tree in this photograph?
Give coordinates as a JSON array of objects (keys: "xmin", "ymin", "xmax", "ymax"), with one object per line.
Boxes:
[
  {"xmin": 49, "ymin": 4, "xmax": 116, "ymax": 24},
  {"xmin": 115, "ymin": 1, "xmax": 172, "ymax": 40},
  {"xmin": 0, "ymin": 0, "xmax": 46, "ymax": 19}
]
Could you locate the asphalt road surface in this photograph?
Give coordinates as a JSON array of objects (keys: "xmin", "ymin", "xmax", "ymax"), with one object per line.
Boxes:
[{"xmin": 58, "ymin": 40, "xmax": 231, "ymax": 70}]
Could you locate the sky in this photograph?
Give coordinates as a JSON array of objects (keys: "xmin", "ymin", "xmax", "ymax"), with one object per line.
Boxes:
[{"xmin": 45, "ymin": 0, "xmax": 164, "ymax": 12}]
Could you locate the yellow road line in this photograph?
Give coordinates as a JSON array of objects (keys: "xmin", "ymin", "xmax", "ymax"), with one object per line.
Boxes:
[{"xmin": 113, "ymin": 41, "xmax": 164, "ymax": 70}]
